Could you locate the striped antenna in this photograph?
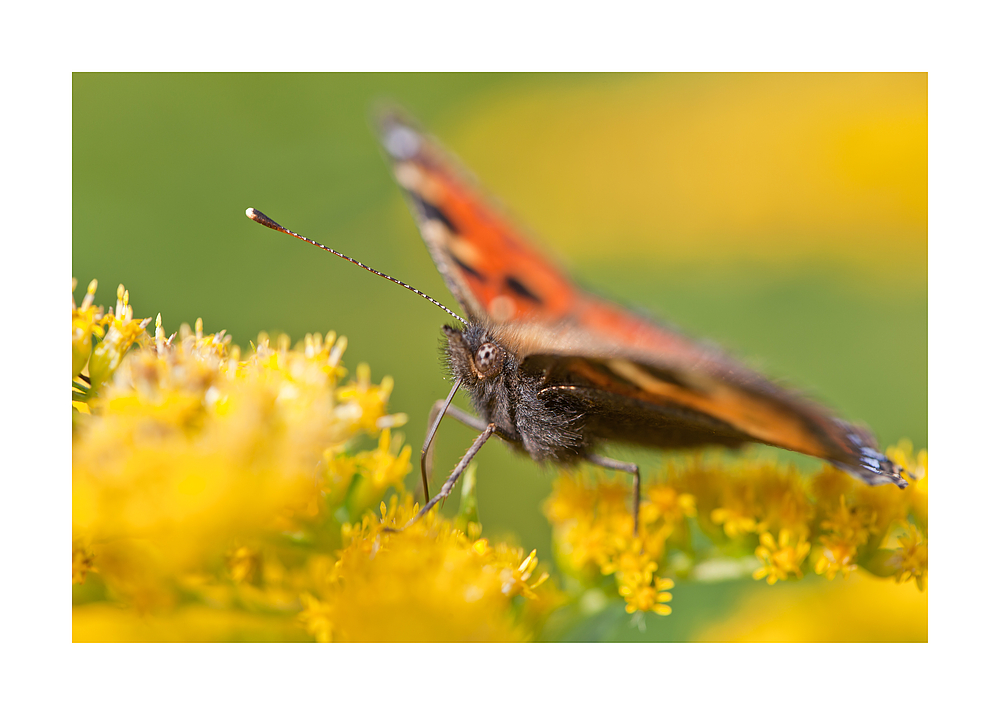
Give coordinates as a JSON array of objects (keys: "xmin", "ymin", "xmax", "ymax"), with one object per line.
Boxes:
[{"xmin": 246, "ymin": 208, "xmax": 469, "ymax": 327}]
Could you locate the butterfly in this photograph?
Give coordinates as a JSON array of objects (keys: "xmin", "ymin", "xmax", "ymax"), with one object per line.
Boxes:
[{"xmin": 247, "ymin": 109, "xmax": 909, "ymax": 533}]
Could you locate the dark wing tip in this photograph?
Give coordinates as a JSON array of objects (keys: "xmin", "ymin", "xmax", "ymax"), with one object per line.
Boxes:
[
  {"xmin": 833, "ymin": 447, "xmax": 909, "ymax": 489},
  {"xmin": 830, "ymin": 419, "xmax": 910, "ymax": 489}
]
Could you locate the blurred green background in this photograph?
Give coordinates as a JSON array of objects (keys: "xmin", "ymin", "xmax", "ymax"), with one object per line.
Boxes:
[{"xmin": 73, "ymin": 73, "xmax": 927, "ymax": 641}]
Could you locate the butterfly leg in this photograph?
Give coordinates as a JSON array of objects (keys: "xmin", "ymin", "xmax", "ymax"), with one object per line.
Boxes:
[
  {"xmin": 587, "ymin": 454, "xmax": 641, "ymax": 536},
  {"xmin": 406, "ymin": 423, "xmax": 497, "ymax": 528},
  {"xmin": 422, "ymin": 401, "xmax": 488, "ymax": 500},
  {"xmin": 421, "ymin": 380, "xmax": 487, "ymax": 504}
]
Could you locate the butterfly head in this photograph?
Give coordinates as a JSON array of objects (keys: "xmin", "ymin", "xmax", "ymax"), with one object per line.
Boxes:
[{"xmin": 442, "ymin": 323, "xmax": 511, "ymax": 385}]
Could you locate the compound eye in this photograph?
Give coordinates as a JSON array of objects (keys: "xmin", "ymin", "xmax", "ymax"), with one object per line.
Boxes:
[{"xmin": 474, "ymin": 341, "xmax": 503, "ymax": 378}]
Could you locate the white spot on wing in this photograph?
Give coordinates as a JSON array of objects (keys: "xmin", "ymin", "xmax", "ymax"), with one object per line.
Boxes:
[
  {"xmin": 449, "ymin": 236, "xmax": 483, "ymax": 266},
  {"xmin": 423, "ymin": 220, "xmax": 451, "ymax": 247},
  {"xmin": 489, "ymin": 295, "xmax": 515, "ymax": 322},
  {"xmin": 384, "ymin": 125, "xmax": 422, "ymax": 160},
  {"xmin": 393, "ymin": 163, "xmax": 424, "ymax": 191}
]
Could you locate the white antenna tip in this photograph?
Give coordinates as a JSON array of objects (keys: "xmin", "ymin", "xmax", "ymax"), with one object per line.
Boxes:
[{"xmin": 245, "ymin": 207, "xmax": 256, "ymax": 219}]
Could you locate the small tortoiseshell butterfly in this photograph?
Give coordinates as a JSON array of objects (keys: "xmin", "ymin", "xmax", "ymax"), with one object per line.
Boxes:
[{"xmin": 247, "ymin": 109, "xmax": 909, "ymax": 532}]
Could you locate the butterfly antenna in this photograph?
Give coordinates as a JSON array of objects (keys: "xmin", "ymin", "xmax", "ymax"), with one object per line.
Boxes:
[{"xmin": 246, "ymin": 208, "xmax": 469, "ymax": 327}]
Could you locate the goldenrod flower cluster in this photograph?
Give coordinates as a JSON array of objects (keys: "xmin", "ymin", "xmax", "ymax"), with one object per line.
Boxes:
[
  {"xmin": 299, "ymin": 496, "xmax": 556, "ymax": 642},
  {"xmin": 545, "ymin": 444, "xmax": 928, "ymax": 617},
  {"xmin": 544, "ymin": 471, "xmax": 693, "ymax": 616},
  {"xmin": 71, "ymin": 280, "xmax": 556, "ymax": 642},
  {"xmin": 72, "ymin": 278, "xmax": 925, "ymax": 638}
]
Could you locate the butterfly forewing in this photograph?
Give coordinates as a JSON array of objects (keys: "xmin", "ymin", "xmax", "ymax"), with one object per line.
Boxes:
[{"xmin": 380, "ymin": 112, "xmax": 581, "ymax": 324}]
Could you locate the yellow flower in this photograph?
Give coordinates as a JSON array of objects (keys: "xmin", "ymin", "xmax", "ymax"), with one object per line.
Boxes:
[
  {"xmin": 72, "ymin": 293, "xmax": 400, "ymax": 604},
  {"xmin": 87, "ymin": 283, "xmax": 152, "ymax": 391},
  {"xmin": 545, "ymin": 470, "xmax": 633, "ymax": 579},
  {"xmin": 703, "ymin": 460, "xmax": 812, "ymax": 539},
  {"xmin": 854, "ymin": 484, "xmax": 911, "ymax": 546},
  {"xmin": 821, "ymin": 494, "xmax": 875, "ymax": 545},
  {"xmin": 227, "ymin": 545, "xmax": 262, "ymax": 585},
  {"xmin": 753, "ymin": 462, "xmax": 813, "ymax": 536},
  {"xmin": 814, "ymin": 534, "xmax": 859, "ymax": 580},
  {"xmin": 299, "ymin": 593, "xmax": 337, "ymax": 643},
  {"xmin": 543, "ymin": 472, "xmax": 599, "ymax": 525},
  {"xmin": 811, "ymin": 465, "xmax": 858, "ymax": 511},
  {"xmin": 888, "ymin": 523, "xmax": 928, "ymax": 591},
  {"xmin": 811, "ymin": 458, "xmax": 915, "ymax": 561},
  {"xmin": 911, "ymin": 472, "xmax": 929, "ymax": 536},
  {"xmin": 493, "ymin": 545, "xmax": 550, "ymax": 600},
  {"xmin": 321, "ymin": 449, "xmax": 358, "ymax": 507},
  {"xmin": 72, "ymin": 278, "xmax": 929, "ymax": 638},
  {"xmin": 753, "ymin": 529, "xmax": 811, "ymax": 585},
  {"xmin": 619, "ymin": 573, "xmax": 675, "ymax": 616},
  {"xmin": 334, "ymin": 362, "xmax": 406, "ymax": 436},
  {"xmin": 548, "ymin": 444, "xmax": 928, "ymax": 619},
  {"xmin": 885, "ymin": 439, "xmax": 928, "ymax": 482},
  {"xmin": 594, "ymin": 479, "xmax": 631, "ymax": 515},
  {"xmin": 644, "ymin": 483, "xmax": 696, "ymax": 522},
  {"xmin": 639, "ymin": 483, "xmax": 696, "ymax": 547},
  {"xmin": 71, "ymin": 281, "xmax": 564, "ymax": 642},
  {"xmin": 347, "ymin": 429, "xmax": 413, "ymax": 515},
  {"xmin": 886, "ymin": 439, "xmax": 928, "ymax": 533},
  {"xmin": 557, "ymin": 519, "xmax": 618, "ymax": 577},
  {"xmin": 814, "ymin": 494, "xmax": 874, "ymax": 580},
  {"xmin": 598, "ymin": 527, "xmax": 677, "ymax": 617},
  {"xmin": 310, "ymin": 496, "xmax": 553, "ymax": 642},
  {"xmin": 72, "ymin": 278, "xmax": 104, "ymax": 379},
  {"xmin": 602, "ymin": 538, "xmax": 656, "ymax": 581},
  {"xmin": 711, "ymin": 505, "xmax": 759, "ymax": 540},
  {"xmin": 72, "ymin": 539, "xmax": 96, "ymax": 585},
  {"xmin": 667, "ymin": 455, "xmax": 724, "ymax": 514},
  {"xmin": 546, "ymin": 468, "xmax": 688, "ymax": 590}
]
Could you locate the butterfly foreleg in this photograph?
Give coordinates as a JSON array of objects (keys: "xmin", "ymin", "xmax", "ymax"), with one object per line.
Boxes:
[
  {"xmin": 586, "ymin": 453, "xmax": 641, "ymax": 536},
  {"xmin": 406, "ymin": 423, "xmax": 497, "ymax": 529},
  {"xmin": 420, "ymin": 380, "xmax": 488, "ymax": 504},
  {"xmin": 422, "ymin": 402, "xmax": 488, "ymax": 490}
]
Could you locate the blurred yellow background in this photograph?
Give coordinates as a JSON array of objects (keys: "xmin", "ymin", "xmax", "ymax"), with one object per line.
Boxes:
[
  {"xmin": 73, "ymin": 73, "xmax": 927, "ymax": 641},
  {"xmin": 450, "ymin": 73, "xmax": 926, "ymax": 266}
]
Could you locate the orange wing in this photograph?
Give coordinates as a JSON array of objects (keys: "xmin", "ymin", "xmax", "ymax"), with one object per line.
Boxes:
[
  {"xmin": 377, "ymin": 111, "xmax": 906, "ymax": 488},
  {"xmin": 378, "ymin": 111, "xmax": 585, "ymax": 324},
  {"xmin": 378, "ymin": 112, "xmax": 710, "ymax": 356}
]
